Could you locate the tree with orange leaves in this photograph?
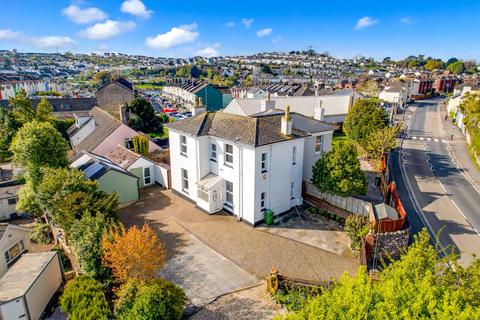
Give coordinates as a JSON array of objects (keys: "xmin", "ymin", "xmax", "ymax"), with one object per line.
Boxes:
[{"xmin": 102, "ymin": 224, "xmax": 166, "ymax": 283}]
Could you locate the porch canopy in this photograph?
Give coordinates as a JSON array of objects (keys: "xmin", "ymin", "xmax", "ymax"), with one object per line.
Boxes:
[{"xmin": 197, "ymin": 173, "xmax": 223, "ymax": 190}]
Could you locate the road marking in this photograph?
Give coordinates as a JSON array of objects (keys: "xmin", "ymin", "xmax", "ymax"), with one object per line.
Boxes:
[
  {"xmin": 438, "ymin": 180, "xmax": 447, "ymax": 193},
  {"xmin": 434, "ymin": 138, "xmax": 439, "ymax": 142},
  {"xmin": 450, "ymin": 200, "xmax": 480, "ymax": 237},
  {"xmin": 412, "ymin": 136, "xmax": 417, "ymax": 140},
  {"xmin": 419, "ymin": 137, "xmax": 425, "ymax": 140}
]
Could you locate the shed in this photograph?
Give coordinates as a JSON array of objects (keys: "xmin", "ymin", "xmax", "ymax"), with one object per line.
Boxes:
[{"xmin": 0, "ymin": 252, "xmax": 64, "ymax": 320}]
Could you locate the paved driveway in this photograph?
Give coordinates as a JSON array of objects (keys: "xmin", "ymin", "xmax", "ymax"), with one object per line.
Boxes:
[{"xmin": 120, "ymin": 186, "xmax": 359, "ymax": 286}]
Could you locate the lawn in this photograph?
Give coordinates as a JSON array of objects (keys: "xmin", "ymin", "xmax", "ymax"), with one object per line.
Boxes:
[{"xmin": 136, "ymin": 83, "xmax": 163, "ymax": 90}]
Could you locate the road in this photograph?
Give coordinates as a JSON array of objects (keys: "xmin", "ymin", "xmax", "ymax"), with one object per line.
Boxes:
[{"xmin": 393, "ymin": 97, "xmax": 480, "ymax": 266}]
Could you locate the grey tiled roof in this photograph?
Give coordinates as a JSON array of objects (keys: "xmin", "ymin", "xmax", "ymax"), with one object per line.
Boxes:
[
  {"xmin": 166, "ymin": 112, "xmax": 336, "ymax": 147},
  {"xmin": 0, "ymin": 97, "xmax": 96, "ymax": 112}
]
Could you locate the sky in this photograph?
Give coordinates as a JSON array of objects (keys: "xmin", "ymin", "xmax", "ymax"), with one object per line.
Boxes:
[{"xmin": 0, "ymin": 0, "xmax": 479, "ymax": 60}]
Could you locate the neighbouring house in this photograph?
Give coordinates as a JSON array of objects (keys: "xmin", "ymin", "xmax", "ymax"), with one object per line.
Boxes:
[
  {"xmin": 166, "ymin": 107, "xmax": 336, "ymax": 226},
  {"xmin": 95, "ymin": 77, "xmax": 134, "ymax": 116},
  {"xmin": 447, "ymin": 83, "xmax": 480, "ymax": 134},
  {"xmin": 0, "ymin": 223, "xmax": 31, "ymax": 277},
  {"xmin": 0, "ymin": 181, "xmax": 22, "ymax": 221},
  {"xmin": 0, "ymin": 97, "xmax": 97, "ymax": 119},
  {"xmin": 105, "ymin": 145, "xmax": 170, "ymax": 188},
  {"xmin": 162, "ymin": 79, "xmax": 225, "ymax": 111},
  {"xmin": 0, "ymin": 252, "xmax": 64, "ymax": 320},
  {"xmin": 71, "ymin": 151, "xmax": 140, "ymax": 205},
  {"xmin": 67, "ymin": 107, "xmax": 161, "ymax": 160},
  {"xmin": 223, "ymin": 91, "xmax": 362, "ymax": 124}
]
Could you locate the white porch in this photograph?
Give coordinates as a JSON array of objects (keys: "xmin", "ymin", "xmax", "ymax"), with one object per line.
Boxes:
[{"xmin": 196, "ymin": 173, "xmax": 224, "ymax": 214}]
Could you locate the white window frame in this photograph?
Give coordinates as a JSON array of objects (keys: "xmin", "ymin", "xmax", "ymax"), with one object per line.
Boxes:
[
  {"xmin": 315, "ymin": 135, "xmax": 323, "ymax": 154},
  {"xmin": 225, "ymin": 180, "xmax": 234, "ymax": 209},
  {"xmin": 224, "ymin": 143, "xmax": 233, "ymax": 166},
  {"xmin": 211, "ymin": 143, "xmax": 217, "ymax": 161},
  {"xmin": 7, "ymin": 197, "xmax": 17, "ymax": 206},
  {"xmin": 181, "ymin": 168, "xmax": 189, "ymax": 193},
  {"xmin": 180, "ymin": 135, "xmax": 187, "ymax": 156},
  {"xmin": 261, "ymin": 152, "xmax": 268, "ymax": 173},
  {"xmin": 143, "ymin": 167, "xmax": 152, "ymax": 185},
  {"xmin": 4, "ymin": 240, "xmax": 25, "ymax": 265},
  {"xmin": 260, "ymin": 192, "xmax": 266, "ymax": 211}
]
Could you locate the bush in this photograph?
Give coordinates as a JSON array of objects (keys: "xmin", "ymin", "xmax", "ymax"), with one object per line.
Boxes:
[
  {"xmin": 344, "ymin": 215, "xmax": 370, "ymax": 253},
  {"xmin": 60, "ymin": 276, "xmax": 112, "ymax": 320},
  {"xmin": 30, "ymin": 223, "xmax": 52, "ymax": 244},
  {"xmin": 274, "ymin": 286, "xmax": 322, "ymax": 312},
  {"xmin": 52, "ymin": 245, "xmax": 72, "ymax": 271},
  {"xmin": 115, "ymin": 278, "xmax": 186, "ymax": 320}
]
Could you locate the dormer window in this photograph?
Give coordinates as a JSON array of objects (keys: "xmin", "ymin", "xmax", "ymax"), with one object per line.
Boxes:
[{"xmin": 124, "ymin": 138, "xmax": 134, "ymax": 150}]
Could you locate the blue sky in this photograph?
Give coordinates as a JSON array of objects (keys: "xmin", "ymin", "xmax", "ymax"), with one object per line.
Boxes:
[{"xmin": 0, "ymin": 0, "xmax": 479, "ymax": 60}]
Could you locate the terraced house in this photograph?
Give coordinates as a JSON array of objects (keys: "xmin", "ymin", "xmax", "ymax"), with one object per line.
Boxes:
[{"xmin": 166, "ymin": 106, "xmax": 336, "ymax": 226}]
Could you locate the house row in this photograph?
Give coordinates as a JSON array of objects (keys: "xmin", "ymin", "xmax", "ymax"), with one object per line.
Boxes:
[
  {"xmin": 447, "ymin": 83, "xmax": 480, "ymax": 134},
  {"xmin": 162, "ymin": 79, "xmax": 231, "ymax": 111},
  {"xmin": 0, "ymin": 79, "xmax": 63, "ymax": 100},
  {"xmin": 166, "ymin": 106, "xmax": 336, "ymax": 226},
  {"xmin": 231, "ymin": 83, "xmax": 315, "ymax": 99}
]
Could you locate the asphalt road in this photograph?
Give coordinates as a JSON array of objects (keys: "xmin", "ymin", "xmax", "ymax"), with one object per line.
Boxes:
[{"xmin": 394, "ymin": 98, "xmax": 480, "ymax": 265}]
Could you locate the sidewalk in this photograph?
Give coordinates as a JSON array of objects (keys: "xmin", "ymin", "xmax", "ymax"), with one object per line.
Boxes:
[{"xmin": 439, "ymin": 103, "xmax": 480, "ymax": 192}]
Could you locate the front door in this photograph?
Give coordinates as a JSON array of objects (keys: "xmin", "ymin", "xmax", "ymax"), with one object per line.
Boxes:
[{"xmin": 211, "ymin": 189, "xmax": 222, "ymax": 212}]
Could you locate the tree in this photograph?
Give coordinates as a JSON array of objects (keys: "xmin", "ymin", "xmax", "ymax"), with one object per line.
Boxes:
[
  {"xmin": 9, "ymin": 120, "xmax": 69, "ymax": 186},
  {"xmin": 102, "ymin": 224, "xmax": 166, "ymax": 283},
  {"xmin": 365, "ymin": 125, "xmax": 400, "ymax": 160},
  {"xmin": 280, "ymin": 229, "xmax": 480, "ymax": 320},
  {"xmin": 115, "ymin": 278, "xmax": 186, "ymax": 320},
  {"xmin": 344, "ymin": 215, "xmax": 369, "ymax": 253},
  {"xmin": 190, "ymin": 65, "xmax": 201, "ymax": 78},
  {"xmin": 407, "ymin": 60, "xmax": 418, "ymax": 68},
  {"xmin": 53, "ymin": 118, "xmax": 75, "ymax": 140},
  {"xmin": 36, "ymin": 97, "xmax": 54, "ymax": 122},
  {"xmin": 424, "ymin": 59, "xmax": 444, "ymax": 71},
  {"xmin": 129, "ymin": 98, "xmax": 162, "ymax": 133},
  {"xmin": 356, "ymin": 80, "xmax": 381, "ymax": 97},
  {"xmin": 343, "ymin": 99, "xmax": 388, "ymax": 149},
  {"xmin": 34, "ymin": 167, "xmax": 119, "ymax": 232},
  {"xmin": 312, "ymin": 141, "xmax": 367, "ymax": 197},
  {"xmin": 93, "ymin": 71, "xmax": 112, "ymax": 84},
  {"xmin": 70, "ymin": 214, "xmax": 113, "ymax": 281},
  {"xmin": 446, "ymin": 57, "xmax": 458, "ymax": 66},
  {"xmin": 133, "ymin": 135, "xmax": 149, "ymax": 156},
  {"xmin": 0, "ymin": 108, "xmax": 20, "ymax": 158},
  {"xmin": 464, "ymin": 60, "xmax": 478, "ymax": 74},
  {"xmin": 60, "ymin": 276, "xmax": 112, "ymax": 320},
  {"xmin": 446, "ymin": 61, "xmax": 465, "ymax": 75},
  {"xmin": 10, "ymin": 89, "xmax": 35, "ymax": 125}
]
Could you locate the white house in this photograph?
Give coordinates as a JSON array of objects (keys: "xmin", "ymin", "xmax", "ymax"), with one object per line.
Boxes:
[
  {"xmin": 0, "ymin": 223, "xmax": 31, "ymax": 278},
  {"xmin": 166, "ymin": 107, "xmax": 336, "ymax": 226},
  {"xmin": 447, "ymin": 84, "xmax": 480, "ymax": 134},
  {"xmin": 0, "ymin": 182, "xmax": 21, "ymax": 221},
  {"xmin": 223, "ymin": 91, "xmax": 362, "ymax": 124}
]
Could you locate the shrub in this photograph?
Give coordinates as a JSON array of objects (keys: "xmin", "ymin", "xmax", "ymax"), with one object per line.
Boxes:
[
  {"xmin": 274, "ymin": 286, "xmax": 322, "ymax": 312},
  {"xmin": 30, "ymin": 223, "xmax": 52, "ymax": 244},
  {"xmin": 51, "ymin": 245, "xmax": 72, "ymax": 271},
  {"xmin": 115, "ymin": 278, "xmax": 186, "ymax": 320},
  {"xmin": 344, "ymin": 215, "xmax": 370, "ymax": 253},
  {"xmin": 60, "ymin": 276, "xmax": 112, "ymax": 320}
]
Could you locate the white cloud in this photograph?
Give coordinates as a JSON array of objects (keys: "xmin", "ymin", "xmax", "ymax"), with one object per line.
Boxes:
[
  {"xmin": 256, "ymin": 28, "xmax": 273, "ymax": 37},
  {"xmin": 145, "ymin": 23, "xmax": 199, "ymax": 50},
  {"xmin": 0, "ymin": 29, "xmax": 21, "ymax": 41},
  {"xmin": 225, "ymin": 21, "xmax": 235, "ymax": 28},
  {"xmin": 62, "ymin": 5, "xmax": 107, "ymax": 24},
  {"xmin": 355, "ymin": 16, "xmax": 379, "ymax": 30},
  {"xmin": 32, "ymin": 36, "xmax": 76, "ymax": 48},
  {"xmin": 0, "ymin": 28, "xmax": 76, "ymax": 48},
  {"xmin": 121, "ymin": 0, "xmax": 153, "ymax": 18},
  {"xmin": 400, "ymin": 16, "xmax": 414, "ymax": 24},
  {"xmin": 79, "ymin": 20, "xmax": 136, "ymax": 40},
  {"xmin": 196, "ymin": 44, "xmax": 220, "ymax": 57},
  {"xmin": 242, "ymin": 18, "xmax": 254, "ymax": 28}
]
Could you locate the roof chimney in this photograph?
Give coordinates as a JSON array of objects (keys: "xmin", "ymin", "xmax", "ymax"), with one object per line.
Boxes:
[
  {"xmin": 261, "ymin": 93, "xmax": 275, "ymax": 112},
  {"xmin": 192, "ymin": 96, "xmax": 206, "ymax": 116},
  {"xmin": 314, "ymin": 100, "xmax": 325, "ymax": 121},
  {"xmin": 281, "ymin": 105, "xmax": 292, "ymax": 136}
]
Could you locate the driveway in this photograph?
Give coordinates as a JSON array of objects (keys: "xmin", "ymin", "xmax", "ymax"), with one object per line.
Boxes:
[{"xmin": 120, "ymin": 186, "xmax": 358, "ymax": 286}]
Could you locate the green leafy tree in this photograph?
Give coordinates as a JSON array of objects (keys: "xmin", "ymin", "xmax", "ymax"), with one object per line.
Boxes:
[
  {"xmin": 53, "ymin": 118, "xmax": 75, "ymax": 140},
  {"xmin": 343, "ymin": 99, "xmax": 388, "ymax": 149},
  {"xmin": 407, "ymin": 60, "xmax": 418, "ymax": 68},
  {"xmin": 9, "ymin": 120, "xmax": 69, "ymax": 187},
  {"xmin": 446, "ymin": 57, "xmax": 458, "ymax": 66},
  {"xmin": 279, "ymin": 229, "xmax": 480, "ymax": 320},
  {"xmin": 35, "ymin": 167, "xmax": 119, "ymax": 232},
  {"xmin": 446, "ymin": 61, "xmax": 465, "ymax": 75},
  {"xmin": 366, "ymin": 125, "xmax": 400, "ymax": 160},
  {"xmin": 424, "ymin": 59, "xmax": 444, "ymax": 71},
  {"xmin": 133, "ymin": 135, "xmax": 149, "ymax": 156},
  {"xmin": 70, "ymin": 214, "xmax": 113, "ymax": 281},
  {"xmin": 93, "ymin": 71, "xmax": 112, "ymax": 85},
  {"xmin": 115, "ymin": 278, "xmax": 186, "ymax": 320},
  {"xmin": 36, "ymin": 97, "xmax": 54, "ymax": 122},
  {"xmin": 60, "ymin": 276, "xmax": 112, "ymax": 320},
  {"xmin": 10, "ymin": 89, "xmax": 35, "ymax": 125},
  {"xmin": 312, "ymin": 141, "xmax": 367, "ymax": 197},
  {"xmin": 0, "ymin": 108, "xmax": 20, "ymax": 158},
  {"xmin": 464, "ymin": 60, "xmax": 478, "ymax": 74},
  {"xmin": 129, "ymin": 98, "xmax": 162, "ymax": 133}
]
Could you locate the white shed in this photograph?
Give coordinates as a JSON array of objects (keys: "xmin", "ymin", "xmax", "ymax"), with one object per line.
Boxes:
[{"xmin": 0, "ymin": 252, "xmax": 64, "ymax": 320}]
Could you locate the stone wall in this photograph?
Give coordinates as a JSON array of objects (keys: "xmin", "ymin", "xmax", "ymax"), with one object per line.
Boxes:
[{"xmin": 370, "ymin": 228, "xmax": 410, "ymax": 264}]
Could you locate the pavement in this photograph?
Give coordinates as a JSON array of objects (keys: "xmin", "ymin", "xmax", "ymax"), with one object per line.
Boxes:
[
  {"xmin": 120, "ymin": 187, "xmax": 359, "ymax": 286},
  {"xmin": 394, "ymin": 97, "xmax": 480, "ymax": 266}
]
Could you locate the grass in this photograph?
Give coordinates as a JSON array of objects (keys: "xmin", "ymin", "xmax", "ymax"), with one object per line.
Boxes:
[
  {"xmin": 467, "ymin": 145, "xmax": 480, "ymax": 170},
  {"xmin": 333, "ymin": 132, "xmax": 366, "ymax": 156},
  {"xmin": 135, "ymin": 83, "xmax": 163, "ymax": 90}
]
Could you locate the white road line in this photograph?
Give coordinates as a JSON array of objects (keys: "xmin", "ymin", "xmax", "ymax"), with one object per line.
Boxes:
[
  {"xmin": 427, "ymin": 138, "xmax": 432, "ymax": 141},
  {"xmin": 438, "ymin": 180, "xmax": 447, "ymax": 193},
  {"xmin": 412, "ymin": 136, "xmax": 418, "ymax": 140},
  {"xmin": 419, "ymin": 137, "xmax": 425, "ymax": 140},
  {"xmin": 450, "ymin": 200, "xmax": 480, "ymax": 237}
]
